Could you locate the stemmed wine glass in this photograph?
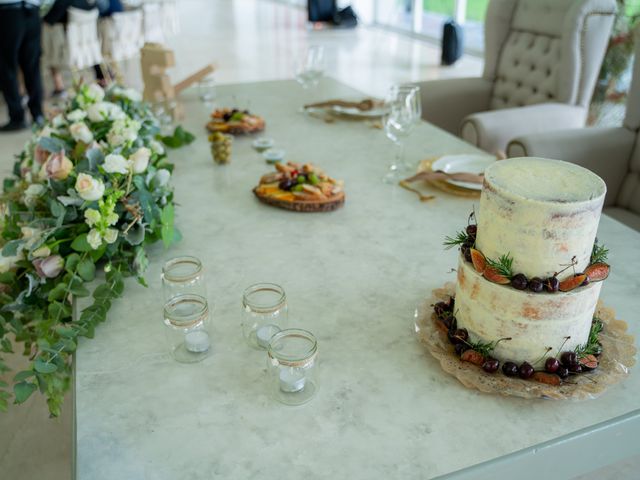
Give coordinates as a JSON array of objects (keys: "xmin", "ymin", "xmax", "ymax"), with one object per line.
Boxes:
[
  {"xmin": 295, "ymin": 45, "xmax": 325, "ymax": 90},
  {"xmin": 382, "ymin": 85, "xmax": 422, "ymax": 184}
]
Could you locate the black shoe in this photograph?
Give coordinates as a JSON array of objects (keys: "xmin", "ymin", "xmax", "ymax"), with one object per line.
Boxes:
[{"xmin": 0, "ymin": 120, "xmax": 28, "ymax": 132}]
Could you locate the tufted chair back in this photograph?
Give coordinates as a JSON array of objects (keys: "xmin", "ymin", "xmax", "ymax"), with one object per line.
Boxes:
[
  {"xmin": 483, "ymin": 0, "xmax": 615, "ymax": 111},
  {"xmin": 615, "ymin": 36, "xmax": 640, "ymax": 217}
]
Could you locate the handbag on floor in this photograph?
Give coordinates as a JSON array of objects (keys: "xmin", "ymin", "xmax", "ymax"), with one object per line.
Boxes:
[{"xmin": 441, "ymin": 19, "xmax": 463, "ymax": 66}]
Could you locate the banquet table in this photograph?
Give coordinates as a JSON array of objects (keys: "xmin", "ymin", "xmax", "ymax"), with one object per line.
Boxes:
[{"xmin": 74, "ymin": 78, "xmax": 640, "ymax": 479}]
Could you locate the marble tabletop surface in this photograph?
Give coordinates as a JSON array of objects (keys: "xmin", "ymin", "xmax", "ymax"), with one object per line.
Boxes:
[{"xmin": 75, "ymin": 78, "xmax": 640, "ymax": 479}]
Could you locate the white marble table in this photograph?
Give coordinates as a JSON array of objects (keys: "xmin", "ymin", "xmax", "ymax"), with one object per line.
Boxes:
[{"xmin": 75, "ymin": 79, "xmax": 640, "ymax": 479}]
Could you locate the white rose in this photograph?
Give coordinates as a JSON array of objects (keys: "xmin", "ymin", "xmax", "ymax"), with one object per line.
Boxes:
[
  {"xmin": 51, "ymin": 114, "xmax": 66, "ymax": 128},
  {"xmin": 87, "ymin": 229, "xmax": 102, "ymax": 249},
  {"xmin": 149, "ymin": 139, "xmax": 165, "ymax": 155},
  {"xmin": 75, "ymin": 173, "xmax": 105, "ymax": 201},
  {"xmin": 84, "ymin": 208, "xmax": 101, "ymax": 226},
  {"xmin": 67, "ymin": 109, "xmax": 87, "ymax": 122},
  {"xmin": 87, "ymin": 102, "xmax": 109, "ymax": 122},
  {"xmin": 103, "ymin": 154, "xmax": 129, "ymax": 174},
  {"xmin": 108, "ymin": 104, "xmax": 125, "ymax": 120},
  {"xmin": 39, "ymin": 126, "xmax": 56, "ymax": 138},
  {"xmin": 69, "ymin": 122, "xmax": 94, "ymax": 144},
  {"xmin": 129, "ymin": 147, "xmax": 150, "ymax": 174},
  {"xmin": 104, "ymin": 228, "xmax": 118, "ymax": 244},
  {"xmin": 86, "ymin": 83, "xmax": 105, "ymax": 103},
  {"xmin": 21, "ymin": 226, "xmax": 42, "ymax": 240},
  {"xmin": 151, "ymin": 169, "xmax": 171, "ymax": 188},
  {"xmin": 122, "ymin": 88, "xmax": 142, "ymax": 102},
  {"xmin": 87, "ymin": 102, "xmax": 124, "ymax": 122}
]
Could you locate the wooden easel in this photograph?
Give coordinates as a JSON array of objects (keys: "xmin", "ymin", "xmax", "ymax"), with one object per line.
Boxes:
[{"xmin": 140, "ymin": 42, "xmax": 215, "ymax": 118}]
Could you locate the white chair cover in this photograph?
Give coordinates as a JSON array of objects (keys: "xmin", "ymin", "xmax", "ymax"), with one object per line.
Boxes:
[
  {"xmin": 42, "ymin": 8, "xmax": 103, "ymax": 71},
  {"xmin": 160, "ymin": 0, "xmax": 180, "ymax": 37},
  {"xmin": 99, "ymin": 10, "xmax": 144, "ymax": 62},
  {"xmin": 142, "ymin": 3, "xmax": 165, "ymax": 44},
  {"xmin": 67, "ymin": 8, "xmax": 103, "ymax": 70}
]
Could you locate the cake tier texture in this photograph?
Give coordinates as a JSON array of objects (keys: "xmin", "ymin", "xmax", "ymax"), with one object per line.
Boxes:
[
  {"xmin": 476, "ymin": 158, "xmax": 606, "ymax": 279},
  {"xmin": 455, "ymin": 258, "xmax": 602, "ymax": 365}
]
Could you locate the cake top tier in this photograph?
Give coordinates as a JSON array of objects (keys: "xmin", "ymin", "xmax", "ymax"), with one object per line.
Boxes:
[
  {"xmin": 484, "ymin": 158, "xmax": 606, "ymax": 204},
  {"xmin": 476, "ymin": 157, "xmax": 606, "ymax": 279}
]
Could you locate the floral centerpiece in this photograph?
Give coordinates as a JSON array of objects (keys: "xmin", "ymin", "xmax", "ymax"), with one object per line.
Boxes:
[{"xmin": 0, "ymin": 83, "xmax": 193, "ymax": 416}]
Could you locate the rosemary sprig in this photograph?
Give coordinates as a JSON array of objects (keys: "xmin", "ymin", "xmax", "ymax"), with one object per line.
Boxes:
[
  {"xmin": 443, "ymin": 230, "xmax": 470, "ymax": 250},
  {"xmin": 575, "ymin": 318, "xmax": 603, "ymax": 358},
  {"xmin": 485, "ymin": 253, "xmax": 514, "ymax": 278},
  {"xmin": 590, "ymin": 243, "xmax": 609, "ymax": 264},
  {"xmin": 464, "ymin": 337, "xmax": 512, "ymax": 357}
]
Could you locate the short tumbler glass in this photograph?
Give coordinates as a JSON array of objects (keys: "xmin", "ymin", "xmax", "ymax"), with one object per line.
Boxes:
[
  {"xmin": 163, "ymin": 294, "xmax": 211, "ymax": 363},
  {"xmin": 267, "ymin": 329, "xmax": 318, "ymax": 405},
  {"xmin": 162, "ymin": 256, "xmax": 206, "ymax": 302},
  {"xmin": 241, "ymin": 283, "xmax": 288, "ymax": 350}
]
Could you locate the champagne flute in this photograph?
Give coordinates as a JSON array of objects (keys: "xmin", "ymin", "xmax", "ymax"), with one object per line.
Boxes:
[
  {"xmin": 295, "ymin": 46, "xmax": 325, "ymax": 90},
  {"xmin": 383, "ymin": 85, "xmax": 421, "ymax": 183}
]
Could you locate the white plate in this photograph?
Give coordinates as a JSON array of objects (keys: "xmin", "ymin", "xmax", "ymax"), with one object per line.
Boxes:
[
  {"xmin": 331, "ymin": 104, "xmax": 389, "ymax": 118},
  {"xmin": 431, "ymin": 154, "xmax": 496, "ymax": 190}
]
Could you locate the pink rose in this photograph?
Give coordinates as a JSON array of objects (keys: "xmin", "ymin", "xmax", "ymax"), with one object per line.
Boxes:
[
  {"xmin": 33, "ymin": 255, "xmax": 64, "ymax": 279},
  {"xmin": 44, "ymin": 151, "xmax": 73, "ymax": 180},
  {"xmin": 34, "ymin": 145, "xmax": 50, "ymax": 165}
]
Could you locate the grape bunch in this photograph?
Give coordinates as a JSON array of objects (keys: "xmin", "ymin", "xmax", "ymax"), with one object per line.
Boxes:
[{"xmin": 209, "ymin": 132, "xmax": 233, "ymax": 164}]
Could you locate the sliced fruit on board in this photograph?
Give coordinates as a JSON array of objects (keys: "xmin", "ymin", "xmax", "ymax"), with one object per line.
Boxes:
[{"xmin": 584, "ymin": 262, "xmax": 610, "ymax": 282}]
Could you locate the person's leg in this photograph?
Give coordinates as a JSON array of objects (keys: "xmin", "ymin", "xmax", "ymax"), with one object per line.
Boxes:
[
  {"xmin": 51, "ymin": 67, "xmax": 65, "ymax": 93},
  {"xmin": 18, "ymin": 6, "xmax": 43, "ymax": 123},
  {"xmin": 0, "ymin": 8, "xmax": 27, "ymax": 127}
]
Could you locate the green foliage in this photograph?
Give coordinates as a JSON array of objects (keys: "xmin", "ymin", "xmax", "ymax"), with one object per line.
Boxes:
[
  {"xmin": 591, "ymin": 243, "xmax": 609, "ymax": 264},
  {"xmin": 443, "ymin": 230, "xmax": 471, "ymax": 249},
  {"xmin": 0, "ymin": 82, "xmax": 192, "ymax": 416},
  {"xmin": 161, "ymin": 125, "xmax": 195, "ymax": 148},
  {"xmin": 486, "ymin": 253, "xmax": 514, "ymax": 278},
  {"xmin": 575, "ymin": 318, "xmax": 604, "ymax": 358}
]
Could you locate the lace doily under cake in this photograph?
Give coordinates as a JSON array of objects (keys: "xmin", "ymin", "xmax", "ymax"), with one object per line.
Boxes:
[{"xmin": 415, "ymin": 282, "xmax": 637, "ymax": 400}]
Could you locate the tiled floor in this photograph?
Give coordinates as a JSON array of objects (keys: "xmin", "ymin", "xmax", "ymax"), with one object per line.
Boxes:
[{"xmin": 0, "ymin": 1, "xmax": 636, "ymax": 478}]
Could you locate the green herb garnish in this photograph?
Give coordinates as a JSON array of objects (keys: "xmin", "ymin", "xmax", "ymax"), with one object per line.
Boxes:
[
  {"xmin": 465, "ymin": 337, "xmax": 512, "ymax": 357},
  {"xmin": 575, "ymin": 318, "xmax": 603, "ymax": 358},
  {"xmin": 485, "ymin": 253, "xmax": 514, "ymax": 278},
  {"xmin": 590, "ymin": 243, "xmax": 609, "ymax": 264},
  {"xmin": 444, "ymin": 231, "xmax": 471, "ymax": 250}
]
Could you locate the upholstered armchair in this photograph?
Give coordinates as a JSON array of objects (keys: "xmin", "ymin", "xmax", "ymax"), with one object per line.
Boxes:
[
  {"xmin": 507, "ymin": 40, "xmax": 640, "ymax": 232},
  {"xmin": 418, "ymin": 0, "xmax": 616, "ymax": 154}
]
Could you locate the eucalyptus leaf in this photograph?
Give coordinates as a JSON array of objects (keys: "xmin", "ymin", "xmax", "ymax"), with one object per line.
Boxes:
[
  {"xmin": 65, "ymin": 253, "xmax": 81, "ymax": 272},
  {"xmin": 13, "ymin": 381, "xmax": 37, "ymax": 404},
  {"xmin": 79, "ymin": 304, "xmax": 106, "ymax": 323},
  {"xmin": 49, "ymin": 199, "xmax": 66, "ymax": 219},
  {"xmin": 2, "ymin": 239, "xmax": 23, "ymax": 257},
  {"xmin": 34, "ymin": 359, "xmax": 57, "ymax": 374},
  {"xmin": 77, "ymin": 259, "xmax": 96, "ymax": 282},
  {"xmin": 71, "ymin": 234, "xmax": 92, "ymax": 252},
  {"xmin": 13, "ymin": 370, "xmax": 34, "ymax": 382},
  {"xmin": 37, "ymin": 136, "xmax": 65, "ymax": 153}
]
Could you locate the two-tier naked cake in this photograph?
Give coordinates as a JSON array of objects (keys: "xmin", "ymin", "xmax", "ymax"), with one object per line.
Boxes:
[
  {"xmin": 436, "ymin": 157, "xmax": 611, "ymax": 382},
  {"xmin": 456, "ymin": 157, "xmax": 606, "ymax": 363}
]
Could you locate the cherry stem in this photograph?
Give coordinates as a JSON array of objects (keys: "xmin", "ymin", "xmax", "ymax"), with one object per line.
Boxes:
[{"xmin": 555, "ymin": 336, "xmax": 571, "ymax": 357}]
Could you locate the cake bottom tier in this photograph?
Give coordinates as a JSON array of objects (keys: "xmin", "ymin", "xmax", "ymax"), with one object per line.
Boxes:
[{"xmin": 454, "ymin": 257, "xmax": 602, "ymax": 366}]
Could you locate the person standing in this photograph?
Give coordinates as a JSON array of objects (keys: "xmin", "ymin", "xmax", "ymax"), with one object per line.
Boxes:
[{"xmin": 0, "ymin": 0, "xmax": 44, "ymax": 132}]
